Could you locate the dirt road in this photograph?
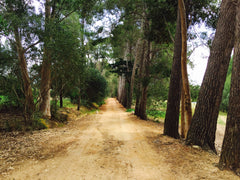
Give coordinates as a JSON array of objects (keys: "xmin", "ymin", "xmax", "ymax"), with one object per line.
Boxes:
[{"xmin": 3, "ymin": 98, "xmax": 239, "ymax": 180}]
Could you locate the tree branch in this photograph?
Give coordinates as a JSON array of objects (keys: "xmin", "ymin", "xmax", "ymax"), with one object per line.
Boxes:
[
  {"xmin": 0, "ymin": 2, "xmax": 5, "ymax": 7},
  {"xmin": 163, "ymin": 16, "xmax": 175, "ymax": 43},
  {"xmin": 56, "ymin": 0, "xmax": 66, "ymax": 18},
  {"xmin": 23, "ymin": 40, "xmax": 40, "ymax": 53},
  {"xmin": 51, "ymin": 0, "xmax": 57, "ymax": 18},
  {"xmin": 58, "ymin": 10, "xmax": 75, "ymax": 23}
]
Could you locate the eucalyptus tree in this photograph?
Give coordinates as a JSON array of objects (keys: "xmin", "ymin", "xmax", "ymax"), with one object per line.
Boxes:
[
  {"xmin": 109, "ymin": 0, "xmax": 177, "ymax": 119},
  {"xmin": 134, "ymin": 0, "xmax": 176, "ymax": 120},
  {"xmin": 164, "ymin": 0, "xmax": 219, "ymax": 139},
  {"xmin": 0, "ymin": 44, "xmax": 24, "ymax": 109},
  {"xmin": 50, "ymin": 13, "xmax": 82, "ymax": 109},
  {"xmin": 40, "ymin": 0, "xmax": 99, "ymax": 118},
  {"xmin": 111, "ymin": 20, "xmax": 138, "ymax": 108},
  {"xmin": 0, "ymin": 0, "xmax": 41, "ymax": 123},
  {"xmin": 186, "ymin": 0, "xmax": 237, "ymax": 153},
  {"xmin": 178, "ymin": 0, "xmax": 192, "ymax": 138}
]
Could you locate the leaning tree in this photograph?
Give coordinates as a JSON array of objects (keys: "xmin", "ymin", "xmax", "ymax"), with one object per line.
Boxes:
[
  {"xmin": 219, "ymin": 1, "xmax": 240, "ymax": 175},
  {"xmin": 186, "ymin": 0, "xmax": 237, "ymax": 153}
]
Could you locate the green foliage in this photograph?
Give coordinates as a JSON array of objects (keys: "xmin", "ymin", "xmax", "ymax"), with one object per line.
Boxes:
[
  {"xmin": 0, "ymin": 96, "xmax": 8, "ymax": 104},
  {"xmin": 84, "ymin": 68, "xmax": 108, "ymax": 105},
  {"xmin": 102, "ymin": 69, "xmax": 118, "ymax": 97},
  {"xmin": 110, "ymin": 58, "xmax": 133, "ymax": 76},
  {"xmin": 60, "ymin": 99, "xmax": 77, "ymax": 108},
  {"xmin": 31, "ymin": 112, "xmax": 49, "ymax": 130},
  {"xmin": 147, "ymin": 109, "xmax": 166, "ymax": 119},
  {"xmin": 1, "ymin": 111, "xmax": 48, "ymax": 132},
  {"xmin": 190, "ymin": 84, "xmax": 200, "ymax": 102},
  {"xmin": 126, "ymin": 108, "xmax": 134, "ymax": 112},
  {"xmin": 146, "ymin": 0, "xmax": 177, "ymax": 43},
  {"xmin": 220, "ymin": 58, "xmax": 233, "ymax": 112},
  {"xmin": 0, "ymin": 14, "xmax": 8, "ymax": 35},
  {"xmin": 68, "ymin": 68, "xmax": 107, "ymax": 106},
  {"xmin": 0, "ymin": 47, "xmax": 24, "ymax": 110},
  {"xmin": 50, "ymin": 13, "xmax": 84, "ymax": 103},
  {"xmin": 187, "ymin": 0, "xmax": 219, "ymax": 28},
  {"xmin": 218, "ymin": 119, "xmax": 226, "ymax": 125},
  {"xmin": 147, "ymin": 44, "xmax": 172, "ymax": 105},
  {"xmin": 0, "ymin": 0, "xmax": 221, "ymax": 132}
]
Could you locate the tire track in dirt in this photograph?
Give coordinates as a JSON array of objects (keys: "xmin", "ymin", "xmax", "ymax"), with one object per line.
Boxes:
[
  {"xmin": 4, "ymin": 98, "xmax": 239, "ymax": 180},
  {"xmin": 6, "ymin": 98, "xmax": 172, "ymax": 180}
]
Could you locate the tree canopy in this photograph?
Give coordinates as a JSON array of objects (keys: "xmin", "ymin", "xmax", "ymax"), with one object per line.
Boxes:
[{"xmin": 0, "ymin": 0, "xmax": 239, "ymax": 176}]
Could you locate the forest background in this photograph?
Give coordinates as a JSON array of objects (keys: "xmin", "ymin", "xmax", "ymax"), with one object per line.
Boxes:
[{"xmin": 0, "ymin": 0, "xmax": 239, "ymax": 176}]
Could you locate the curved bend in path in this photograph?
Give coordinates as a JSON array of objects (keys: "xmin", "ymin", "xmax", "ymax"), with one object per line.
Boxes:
[{"xmin": 6, "ymin": 98, "xmax": 239, "ymax": 180}]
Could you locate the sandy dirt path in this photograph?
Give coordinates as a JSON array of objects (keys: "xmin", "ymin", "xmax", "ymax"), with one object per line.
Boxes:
[{"xmin": 4, "ymin": 98, "xmax": 239, "ymax": 180}]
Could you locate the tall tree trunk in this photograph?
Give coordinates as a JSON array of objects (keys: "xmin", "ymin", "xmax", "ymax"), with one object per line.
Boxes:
[
  {"xmin": 117, "ymin": 76, "xmax": 122, "ymax": 101},
  {"xmin": 118, "ymin": 74, "xmax": 126, "ymax": 105},
  {"xmin": 179, "ymin": 0, "xmax": 192, "ymax": 136},
  {"xmin": 40, "ymin": 0, "xmax": 51, "ymax": 118},
  {"xmin": 40, "ymin": 55, "xmax": 51, "ymax": 118},
  {"xmin": 129, "ymin": 39, "xmax": 141, "ymax": 110},
  {"xmin": 134, "ymin": 38, "xmax": 146, "ymax": 117},
  {"xmin": 121, "ymin": 76, "xmax": 127, "ymax": 106},
  {"xmin": 59, "ymin": 89, "xmax": 63, "ymax": 108},
  {"xmin": 134, "ymin": 71, "xmax": 141, "ymax": 116},
  {"xmin": 138, "ymin": 38, "xmax": 151, "ymax": 120},
  {"xmin": 164, "ymin": 10, "xmax": 182, "ymax": 139},
  {"xmin": 13, "ymin": 28, "xmax": 35, "ymax": 122},
  {"xmin": 219, "ymin": 3, "xmax": 240, "ymax": 174},
  {"xmin": 186, "ymin": 0, "xmax": 236, "ymax": 152},
  {"xmin": 77, "ymin": 17, "xmax": 85, "ymax": 111},
  {"xmin": 77, "ymin": 87, "xmax": 81, "ymax": 111},
  {"xmin": 121, "ymin": 45, "xmax": 130, "ymax": 108},
  {"xmin": 126, "ymin": 42, "xmax": 133, "ymax": 109},
  {"xmin": 181, "ymin": 87, "xmax": 186, "ymax": 138},
  {"xmin": 122, "ymin": 77, "xmax": 130, "ymax": 108}
]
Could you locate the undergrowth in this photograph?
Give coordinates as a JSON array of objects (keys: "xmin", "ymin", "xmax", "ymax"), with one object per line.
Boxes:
[
  {"xmin": 126, "ymin": 108, "xmax": 166, "ymax": 123},
  {"xmin": 0, "ymin": 98, "xmax": 101, "ymax": 132}
]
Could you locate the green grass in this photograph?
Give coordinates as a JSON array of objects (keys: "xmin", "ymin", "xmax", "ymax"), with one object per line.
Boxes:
[
  {"xmin": 127, "ymin": 108, "xmax": 166, "ymax": 122},
  {"xmin": 218, "ymin": 119, "xmax": 226, "ymax": 125},
  {"xmin": 60, "ymin": 98, "xmax": 77, "ymax": 108},
  {"xmin": 218, "ymin": 111, "xmax": 227, "ymax": 125},
  {"xmin": 51, "ymin": 98, "xmax": 77, "ymax": 109},
  {"xmin": 219, "ymin": 111, "xmax": 227, "ymax": 116},
  {"xmin": 126, "ymin": 108, "xmax": 135, "ymax": 112},
  {"xmin": 147, "ymin": 110, "xmax": 166, "ymax": 119},
  {"xmin": 120, "ymin": 105, "xmax": 227, "ymax": 126}
]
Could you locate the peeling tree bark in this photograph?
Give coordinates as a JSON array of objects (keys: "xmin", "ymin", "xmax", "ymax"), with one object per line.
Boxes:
[
  {"xmin": 13, "ymin": 28, "xmax": 35, "ymax": 122},
  {"xmin": 40, "ymin": 0, "xmax": 52, "ymax": 118},
  {"xmin": 179, "ymin": 0, "xmax": 192, "ymax": 137},
  {"xmin": 181, "ymin": 87, "xmax": 186, "ymax": 138}
]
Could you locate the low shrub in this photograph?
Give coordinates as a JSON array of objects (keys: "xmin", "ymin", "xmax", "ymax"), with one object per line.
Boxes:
[
  {"xmin": 126, "ymin": 108, "xmax": 135, "ymax": 112},
  {"xmin": 147, "ymin": 109, "xmax": 166, "ymax": 119}
]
